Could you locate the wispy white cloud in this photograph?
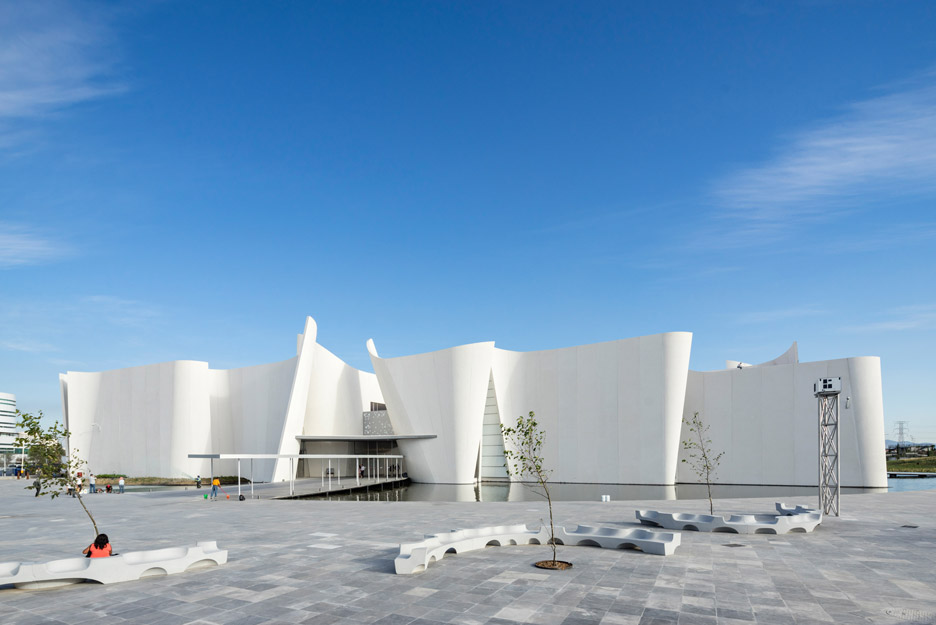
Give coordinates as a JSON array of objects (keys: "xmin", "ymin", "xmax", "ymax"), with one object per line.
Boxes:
[
  {"xmin": 76, "ymin": 295, "xmax": 161, "ymax": 328},
  {"xmin": 713, "ymin": 69, "xmax": 936, "ymax": 230},
  {"xmin": 0, "ymin": 222, "xmax": 70, "ymax": 267},
  {"xmin": 736, "ymin": 306, "xmax": 827, "ymax": 324},
  {"xmin": 824, "ymin": 222, "xmax": 936, "ymax": 254},
  {"xmin": 0, "ymin": 338, "xmax": 58, "ymax": 353},
  {"xmin": 843, "ymin": 304, "xmax": 936, "ymax": 332},
  {"xmin": 0, "ymin": 2, "xmax": 123, "ymax": 144}
]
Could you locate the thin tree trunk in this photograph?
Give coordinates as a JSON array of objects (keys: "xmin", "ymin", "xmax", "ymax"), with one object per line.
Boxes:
[
  {"xmin": 75, "ymin": 492, "xmax": 99, "ymax": 536},
  {"xmin": 545, "ymin": 483, "xmax": 556, "ymax": 563},
  {"xmin": 695, "ymin": 423, "xmax": 714, "ymax": 515}
]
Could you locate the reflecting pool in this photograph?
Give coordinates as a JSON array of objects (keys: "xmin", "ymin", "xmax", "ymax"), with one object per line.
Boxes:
[{"xmin": 311, "ymin": 478, "xmax": 932, "ymax": 502}]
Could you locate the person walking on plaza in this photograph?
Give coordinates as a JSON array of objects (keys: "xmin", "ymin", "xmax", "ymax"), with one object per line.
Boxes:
[
  {"xmin": 210, "ymin": 477, "xmax": 220, "ymax": 499},
  {"xmin": 118, "ymin": 476, "xmax": 125, "ymax": 494},
  {"xmin": 89, "ymin": 473, "xmax": 96, "ymax": 494},
  {"xmin": 33, "ymin": 477, "xmax": 41, "ymax": 497}
]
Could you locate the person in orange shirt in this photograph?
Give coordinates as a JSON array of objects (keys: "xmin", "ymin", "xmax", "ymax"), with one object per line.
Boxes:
[
  {"xmin": 211, "ymin": 477, "xmax": 220, "ymax": 499},
  {"xmin": 83, "ymin": 534, "xmax": 112, "ymax": 558}
]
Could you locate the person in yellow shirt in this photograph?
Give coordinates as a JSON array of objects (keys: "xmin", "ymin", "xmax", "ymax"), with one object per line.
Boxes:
[{"xmin": 210, "ymin": 477, "xmax": 220, "ymax": 499}]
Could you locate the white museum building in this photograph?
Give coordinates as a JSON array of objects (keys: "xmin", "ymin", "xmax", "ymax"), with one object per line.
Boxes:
[{"xmin": 59, "ymin": 317, "xmax": 887, "ymax": 488}]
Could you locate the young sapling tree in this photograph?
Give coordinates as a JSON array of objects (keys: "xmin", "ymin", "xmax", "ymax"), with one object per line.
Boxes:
[
  {"xmin": 681, "ymin": 411, "xmax": 724, "ymax": 515},
  {"xmin": 501, "ymin": 411, "xmax": 565, "ymax": 567},
  {"xmin": 15, "ymin": 410, "xmax": 100, "ymax": 536}
]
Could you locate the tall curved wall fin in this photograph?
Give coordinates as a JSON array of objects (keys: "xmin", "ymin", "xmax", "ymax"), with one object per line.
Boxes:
[
  {"xmin": 660, "ymin": 332, "xmax": 693, "ymax": 485},
  {"xmin": 480, "ymin": 372, "xmax": 508, "ymax": 480},
  {"xmin": 369, "ymin": 339, "xmax": 495, "ymax": 483},
  {"xmin": 271, "ymin": 316, "xmax": 317, "ymax": 482}
]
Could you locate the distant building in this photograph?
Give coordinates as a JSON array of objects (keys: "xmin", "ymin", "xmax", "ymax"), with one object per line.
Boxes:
[
  {"xmin": 60, "ymin": 317, "xmax": 888, "ymax": 488},
  {"xmin": 0, "ymin": 392, "xmax": 18, "ymax": 454}
]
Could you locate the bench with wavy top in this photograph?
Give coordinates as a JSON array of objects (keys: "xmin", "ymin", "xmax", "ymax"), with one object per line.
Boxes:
[
  {"xmin": 0, "ymin": 541, "xmax": 227, "ymax": 590},
  {"xmin": 636, "ymin": 503, "xmax": 821, "ymax": 535},
  {"xmin": 394, "ymin": 523, "xmax": 680, "ymax": 574}
]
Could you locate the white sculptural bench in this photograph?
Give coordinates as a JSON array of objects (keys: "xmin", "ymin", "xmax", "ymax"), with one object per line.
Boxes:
[
  {"xmin": 636, "ymin": 502, "xmax": 822, "ymax": 535},
  {"xmin": 394, "ymin": 524, "xmax": 680, "ymax": 574},
  {"xmin": 0, "ymin": 541, "xmax": 227, "ymax": 590}
]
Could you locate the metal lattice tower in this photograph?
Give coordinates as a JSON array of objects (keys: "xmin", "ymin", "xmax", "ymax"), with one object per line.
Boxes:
[
  {"xmin": 815, "ymin": 378, "xmax": 841, "ymax": 517},
  {"xmin": 894, "ymin": 421, "xmax": 910, "ymax": 450}
]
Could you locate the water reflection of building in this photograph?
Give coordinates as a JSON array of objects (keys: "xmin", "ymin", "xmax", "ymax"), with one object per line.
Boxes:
[{"xmin": 60, "ymin": 317, "xmax": 886, "ymax": 488}]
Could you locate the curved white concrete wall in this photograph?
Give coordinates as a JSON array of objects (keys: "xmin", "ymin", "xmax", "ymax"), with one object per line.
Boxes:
[
  {"xmin": 209, "ymin": 356, "xmax": 297, "ymax": 480},
  {"xmin": 845, "ymin": 356, "xmax": 887, "ymax": 488},
  {"xmin": 303, "ymin": 343, "xmax": 383, "ymax": 437},
  {"xmin": 269, "ymin": 317, "xmax": 318, "ymax": 483},
  {"xmin": 63, "ymin": 361, "xmax": 211, "ymax": 478},
  {"xmin": 678, "ymin": 355, "xmax": 887, "ymax": 488},
  {"xmin": 369, "ymin": 332, "xmax": 692, "ymax": 485},
  {"xmin": 369, "ymin": 340, "xmax": 494, "ymax": 484},
  {"xmin": 59, "ymin": 317, "xmax": 886, "ymax": 487},
  {"xmin": 492, "ymin": 332, "xmax": 692, "ymax": 485},
  {"xmin": 61, "ymin": 317, "xmax": 383, "ymax": 482}
]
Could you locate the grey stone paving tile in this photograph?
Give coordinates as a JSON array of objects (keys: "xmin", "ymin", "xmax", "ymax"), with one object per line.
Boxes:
[
  {"xmin": 679, "ymin": 603, "xmax": 715, "ymax": 617},
  {"xmin": 372, "ymin": 615, "xmax": 417, "ymax": 625},
  {"xmin": 714, "ymin": 607, "xmax": 754, "ymax": 621},
  {"xmin": 299, "ymin": 614, "xmax": 347, "ymax": 625},
  {"xmin": 639, "ymin": 607, "xmax": 680, "ymax": 622},
  {"xmin": 464, "ymin": 603, "xmax": 501, "ymax": 618},
  {"xmin": 607, "ymin": 602, "xmax": 643, "ymax": 617},
  {"xmin": 392, "ymin": 605, "xmax": 436, "ymax": 619},
  {"xmin": 448, "ymin": 615, "xmax": 487, "ymax": 625},
  {"xmin": 598, "ymin": 614, "xmax": 640, "ymax": 625},
  {"xmin": 675, "ymin": 615, "xmax": 716, "ymax": 625}
]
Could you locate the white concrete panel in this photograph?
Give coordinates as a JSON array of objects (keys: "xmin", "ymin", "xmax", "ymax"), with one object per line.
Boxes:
[
  {"xmin": 490, "ymin": 333, "xmax": 688, "ymax": 485},
  {"xmin": 616, "ymin": 337, "xmax": 642, "ymax": 482},
  {"xmin": 731, "ymin": 367, "xmax": 764, "ymax": 485},
  {"xmin": 846, "ymin": 357, "xmax": 887, "ymax": 488},
  {"xmin": 303, "ymin": 343, "xmax": 383, "ymax": 437},
  {"xmin": 574, "ymin": 342, "xmax": 617, "ymax": 483},
  {"xmin": 63, "ymin": 361, "xmax": 212, "ymax": 479},
  {"xmin": 369, "ymin": 340, "xmax": 494, "ymax": 484},
  {"xmin": 638, "ymin": 335, "xmax": 666, "ymax": 482},
  {"xmin": 682, "ymin": 355, "xmax": 886, "ymax": 488},
  {"xmin": 171, "ymin": 361, "xmax": 211, "ymax": 478},
  {"xmin": 209, "ymin": 356, "xmax": 297, "ymax": 480},
  {"xmin": 679, "ymin": 369, "xmax": 731, "ymax": 484},
  {"xmin": 660, "ymin": 332, "xmax": 693, "ymax": 484},
  {"xmin": 760, "ymin": 364, "xmax": 796, "ymax": 485},
  {"xmin": 271, "ymin": 317, "xmax": 317, "ymax": 482},
  {"xmin": 792, "ymin": 362, "xmax": 823, "ymax": 486}
]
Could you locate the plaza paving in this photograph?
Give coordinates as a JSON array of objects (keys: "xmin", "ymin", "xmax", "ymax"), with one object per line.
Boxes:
[{"xmin": 1, "ymin": 478, "xmax": 935, "ymax": 625}]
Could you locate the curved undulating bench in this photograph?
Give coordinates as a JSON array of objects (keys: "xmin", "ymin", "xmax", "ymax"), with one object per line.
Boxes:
[
  {"xmin": 0, "ymin": 541, "xmax": 227, "ymax": 590},
  {"xmin": 636, "ymin": 503, "xmax": 822, "ymax": 535},
  {"xmin": 394, "ymin": 524, "xmax": 680, "ymax": 574},
  {"xmin": 776, "ymin": 503, "xmax": 818, "ymax": 516}
]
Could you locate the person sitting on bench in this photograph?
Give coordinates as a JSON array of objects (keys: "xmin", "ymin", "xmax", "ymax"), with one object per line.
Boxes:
[{"xmin": 83, "ymin": 534, "xmax": 113, "ymax": 558}]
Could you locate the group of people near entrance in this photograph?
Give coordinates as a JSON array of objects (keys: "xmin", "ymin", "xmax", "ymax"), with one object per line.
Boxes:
[
  {"xmin": 66, "ymin": 474, "xmax": 126, "ymax": 497},
  {"xmin": 27, "ymin": 473, "xmax": 124, "ymax": 497}
]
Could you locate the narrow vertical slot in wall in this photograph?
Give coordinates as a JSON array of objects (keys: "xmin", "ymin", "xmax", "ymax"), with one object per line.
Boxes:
[{"xmin": 480, "ymin": 372, "xmax": 508, "ymax": 480}]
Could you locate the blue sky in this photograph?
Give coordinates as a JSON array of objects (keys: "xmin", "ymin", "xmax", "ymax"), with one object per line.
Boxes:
[{"xmin": 2, "ymin": 2, "xmax": 934, "ymax": 441}]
